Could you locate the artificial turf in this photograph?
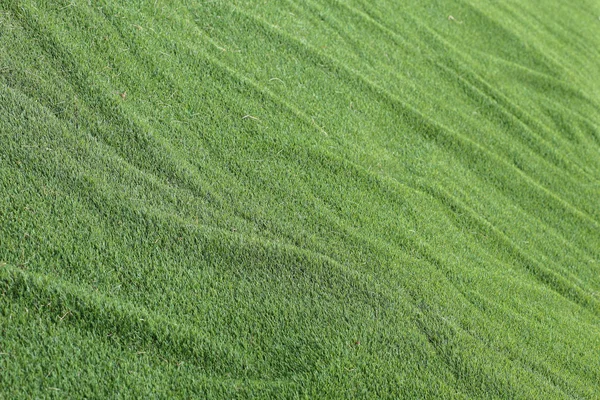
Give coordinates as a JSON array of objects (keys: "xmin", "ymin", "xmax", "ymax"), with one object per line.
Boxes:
[{"xmin": 1, "ymin": 0, "xmax": 599, "ymax": 398}]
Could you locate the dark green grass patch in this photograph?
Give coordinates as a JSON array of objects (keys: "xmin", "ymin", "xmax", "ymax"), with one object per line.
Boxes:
[{"xmin": 1, "ymin": 0, "xmax": 599, "ymax": 398}]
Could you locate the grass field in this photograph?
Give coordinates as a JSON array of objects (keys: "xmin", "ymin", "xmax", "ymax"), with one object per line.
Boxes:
[{"xmin": 1, "ymin": 0, "xmax": 600, "ymax": 398}]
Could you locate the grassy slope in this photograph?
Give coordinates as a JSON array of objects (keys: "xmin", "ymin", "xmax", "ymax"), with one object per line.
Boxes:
[{"xmin": 1, "ymin": 0, "xmax": 599, "ymax": 397}]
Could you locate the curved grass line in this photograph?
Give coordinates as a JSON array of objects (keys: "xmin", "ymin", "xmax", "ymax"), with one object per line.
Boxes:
[
  {"xmin": 415, "ymin": 182, "xmax": 600, "ymax": 315},
  {"xmin": 0, "ymin": 263, "xmax": 253, "ymax": 378}
]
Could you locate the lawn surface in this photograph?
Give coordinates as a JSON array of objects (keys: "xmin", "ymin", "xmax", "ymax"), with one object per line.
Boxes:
[{"xmin": 1, "ymin": 0, "xmax": 600, "ymax": 398}]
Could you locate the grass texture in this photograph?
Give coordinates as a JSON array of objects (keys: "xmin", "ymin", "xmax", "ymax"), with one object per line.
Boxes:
[{"xmin": 1, "ymin": 0, "xmax": 600, "ymax": 398}]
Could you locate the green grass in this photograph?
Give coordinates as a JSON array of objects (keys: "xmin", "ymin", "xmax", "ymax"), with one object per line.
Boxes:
[{"xmin": 1, "ymin": 0, "xmax": 599, "ymax": 397}]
